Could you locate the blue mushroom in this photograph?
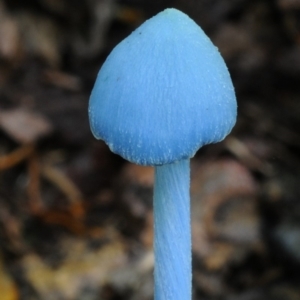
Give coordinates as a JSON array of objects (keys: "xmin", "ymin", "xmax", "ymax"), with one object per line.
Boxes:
[{"xmin": 89, "ymin": 8, "xmax": 237, "ymax": 300}]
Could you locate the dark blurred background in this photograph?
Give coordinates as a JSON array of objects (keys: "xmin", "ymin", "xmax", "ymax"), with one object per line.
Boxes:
[{"xmin": 0, "ymin": 0, "xmax": 300, "ymax": 299}]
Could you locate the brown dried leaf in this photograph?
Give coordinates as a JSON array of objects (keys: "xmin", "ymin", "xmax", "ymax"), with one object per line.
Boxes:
[
  {"xmin": 0, "ymin": 2, "xmax": 22, "ymax": 62},
  {"xmin": 0, "ymin": 109, "xmax": 52, "ymax": 143},
  {"xmin": 191, "ymin": 159, "xmax": 261, "ymax": 270},
  {"xmin": 0, "ymin": 255, "xmax": 19, "ymax": 300},
  {"xmin": 17, "ymin": 12, "xmax": 61, "ymax": 66},
  {"xmin": 22, "ymin": 238, "xmax": 126, "ymax": 300},
  {"xmin": 42, "ymin": 70, "xmax": 82, "ymax": 92}
]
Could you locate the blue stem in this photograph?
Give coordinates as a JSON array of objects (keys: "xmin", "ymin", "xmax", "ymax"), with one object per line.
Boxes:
[{"xmin": 154, "ymin": 159, "xmax": 191, "ymax": 300}]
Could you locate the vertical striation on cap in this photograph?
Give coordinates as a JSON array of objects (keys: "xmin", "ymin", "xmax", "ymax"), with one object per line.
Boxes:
[{"xmin": 89, "ymin": 8, "xmax": 237, "ymax": 165}]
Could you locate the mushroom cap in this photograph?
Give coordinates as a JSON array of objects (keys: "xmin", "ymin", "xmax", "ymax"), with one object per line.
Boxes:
[{"xmin": 89, "ymin": 8, "xmax": 237, "ymax": 166}]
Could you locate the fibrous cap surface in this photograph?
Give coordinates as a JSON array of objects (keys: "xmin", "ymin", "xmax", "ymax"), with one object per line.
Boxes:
[{"xmin": 89, "ymin": 8, "xmax": 237, "ymax": 165}]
